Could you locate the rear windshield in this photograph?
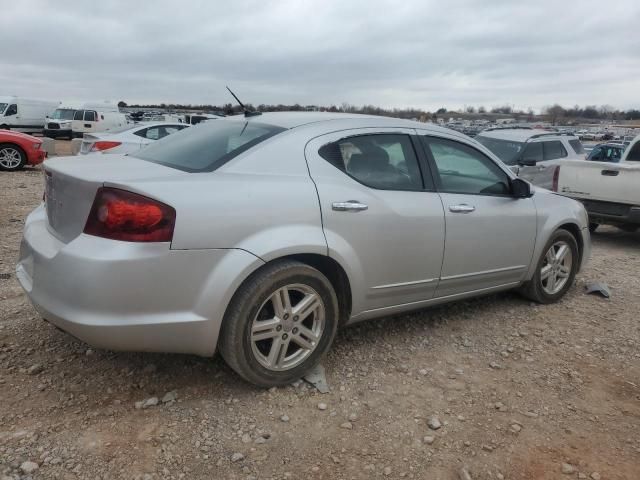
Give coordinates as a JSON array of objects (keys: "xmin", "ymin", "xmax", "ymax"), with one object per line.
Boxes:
[
  {"xmin": 475, "ymin": 135, "xmax": 525, "ymax": 165},
  {"xmin": 132, "ymin": 120, "xmax": 286, "ymax": 172}
]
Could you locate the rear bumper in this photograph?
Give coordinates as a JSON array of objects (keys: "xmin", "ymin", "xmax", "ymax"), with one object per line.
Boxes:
[{"xmin": 16, "ymin": 205, "xmax": 263, "ymax": 356}]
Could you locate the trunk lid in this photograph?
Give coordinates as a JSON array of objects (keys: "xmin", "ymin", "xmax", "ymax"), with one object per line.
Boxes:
[{"xmin": 44, "ymin": 155, "xmax": 187, "ymax": 243}]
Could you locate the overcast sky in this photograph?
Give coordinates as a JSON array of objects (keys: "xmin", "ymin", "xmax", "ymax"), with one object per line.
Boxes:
[{"xmin": 2, "ymin": 0, "xmax": 639, "ymax": 112}]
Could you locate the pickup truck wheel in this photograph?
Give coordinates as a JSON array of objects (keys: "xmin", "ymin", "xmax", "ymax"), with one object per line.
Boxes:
[
  {"xmin": 588, "ymin": 223, "xmax": 599, "ymax": 233},
  {"xmin": 519, "ymin": 229, "xmax": 579, "ymax": 304},
  {"xmin": 0, "ymin": 144, "xmax": 26, "ymax": 171},
  {"xmin": 219, "ymin": 259, "xmax": 339, "ymax": 388}
]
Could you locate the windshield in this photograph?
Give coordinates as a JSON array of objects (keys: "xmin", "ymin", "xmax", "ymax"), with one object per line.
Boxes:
[
  {"xmin": 0, "ymin": 103, "xmax": 7, "ymax": 114},
  {"xmin": 51, "ymin": 109, "xmax": 76, "ymax": 120},
  {"xmin": 475, "ymin": 136, "xmax": 525, "ymax": 165},
  {"xmin": 132, "ymin": 120, "xmax": 286, "ymax": 172}
]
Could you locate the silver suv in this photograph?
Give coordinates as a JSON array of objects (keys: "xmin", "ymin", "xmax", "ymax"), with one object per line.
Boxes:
[{"xmin": 476, "ymin": 127, "xmax": 584, "ymax": 189}]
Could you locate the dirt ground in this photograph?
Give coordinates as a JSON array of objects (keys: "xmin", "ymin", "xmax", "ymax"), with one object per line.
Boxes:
[{"xmin": 1, "ymin": 142, "xmax": 639, "ymax": 480}]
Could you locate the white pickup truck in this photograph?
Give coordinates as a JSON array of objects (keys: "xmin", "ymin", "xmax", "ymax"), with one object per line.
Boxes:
[{"xmin": 556, "ymin": 136, "xmax": 640, "ymax": 232}]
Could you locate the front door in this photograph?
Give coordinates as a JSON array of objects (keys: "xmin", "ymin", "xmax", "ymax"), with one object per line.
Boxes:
[
  {"xmin": 418, "ymin": 134, "xmax": 537, "ymax": 298},
  {"xmin": 305, "ymin": 128, "xmax": 445, "ymax": 316}
]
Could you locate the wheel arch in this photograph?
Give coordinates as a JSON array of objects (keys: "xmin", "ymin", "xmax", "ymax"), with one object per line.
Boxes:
[{"xmin": 222, "ymin": 252, "xmax": 353, "ymax": 328}]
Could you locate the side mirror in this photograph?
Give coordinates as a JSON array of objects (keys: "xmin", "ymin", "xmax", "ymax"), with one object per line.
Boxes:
[
  {"xmin": 511, "ymin": 178, "xmax": 533, "ymax": 198},
  {"xmin": 518, "ymin": 158, "xmax": 537, "ymax": 167}
]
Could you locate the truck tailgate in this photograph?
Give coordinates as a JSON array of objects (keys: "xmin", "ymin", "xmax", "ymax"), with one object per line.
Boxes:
[{"xmin": 557, "ymin": 160, "xmax": 640, "ymax": 206}]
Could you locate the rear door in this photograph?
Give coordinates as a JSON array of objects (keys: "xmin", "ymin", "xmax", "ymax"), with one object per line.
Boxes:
[
  {"xmin": 418, "ymin": 134, "xmax": 537, "ymax": 298},
  {"xmin": 305, "ymin": 128, "xmax": 445, "ymax": 316}
]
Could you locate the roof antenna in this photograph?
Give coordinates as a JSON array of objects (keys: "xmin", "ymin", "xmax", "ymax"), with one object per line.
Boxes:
[{"xmin": 226, "ymin": 86, "xmax": 261, "ymax": 117}]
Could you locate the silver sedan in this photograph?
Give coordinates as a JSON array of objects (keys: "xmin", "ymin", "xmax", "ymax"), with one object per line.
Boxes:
[{"xmin": 17, "ymin": 113, "xmax": 590, "ymax": 387}]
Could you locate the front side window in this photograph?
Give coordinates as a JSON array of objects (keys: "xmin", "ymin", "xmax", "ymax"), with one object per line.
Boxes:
[
  {"xmin": 542, "ymin": 141, "xmax": 568, "ymax": 160},
  {"xmin": 74, "ymin": 110, "xmax": 84, "ymax": 121},
  {"xmin": 587, "ymin": 147, "xmax": 603, "ymax": 161},
  {"xmin": 84, "ymin": 110, "xmax": 96, "ymax": 122},
  {"xmin": 133, "ymin": 121, "xmax": 285, "ymax": 172},
  {"xmin": 423, "ymin": 137, "xmax": 511, "ymax": 196},
  {"xmin": 318, "ymin": 134, "xmax": 424, "ymax": 190},
  {"xmin": 475, "ymin": 136, "xmax": 526, "ymax": 166},
  {"xmin": 569, "ymin": 139, "xmax": 584, "ymax": 154},
  {"xmin": 5, "ymin": 104, "xmax": 17, "ymax": 116},
  {"xmin": 0, "ymin": 103, "xmax": 8, "ymax": 115}
]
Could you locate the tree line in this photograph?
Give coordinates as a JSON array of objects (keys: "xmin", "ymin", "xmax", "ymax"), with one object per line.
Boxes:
[{"xmin": 117, "ymin": 100, "xmax": 640, "ymax": 123}]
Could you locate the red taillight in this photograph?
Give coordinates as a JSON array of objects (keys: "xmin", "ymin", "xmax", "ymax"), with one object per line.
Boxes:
[
  {"xmin": 551, "ymin": 166, "xmax": 560, "ymax": 192},
  {"xmin": 91, "ymin": 141, "xmax": 122, "ymax": 152},
  {"xmin": 84, "ymin": 187, "xmax": 175, "ymax": 242}
]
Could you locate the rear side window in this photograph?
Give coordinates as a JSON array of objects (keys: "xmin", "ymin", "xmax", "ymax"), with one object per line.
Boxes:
[
  {"xmin": 133, "ymin": 121, "xmax": 285, "ymax": 172},
  {"xmin": 318, "ymin": 134, "xmax": 425, "ymax": 190},
  {"xmin": 569, "ymin": 139, "xmax": 584, "ymax": 154},
  {"xmin": 626, "ymin": 142, "xmax": 640, "ymax": 161},
  {"xmin": 542, "ymin": 141, "xmax": 568, "ymax": 160}
]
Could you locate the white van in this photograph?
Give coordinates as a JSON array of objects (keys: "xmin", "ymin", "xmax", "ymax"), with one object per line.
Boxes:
[
  {"xmin": 44, "ymin": 106, "xmax": 77, "ymax": 139},
  {"xmin": 71, "ymin": 101, "xmax": 129, "ymax": 138},
  {"xmin": 0, "ymin": 96, "xmax": 59, "ymax": 133}
]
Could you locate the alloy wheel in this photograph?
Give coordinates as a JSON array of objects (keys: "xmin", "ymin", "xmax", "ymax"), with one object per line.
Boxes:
[
  {"xmin": 0, "ymin": 147, "xmax": 22, "ymax": 169},
  {"xmin": 250, "ymin": 283, "xmax": 325, "ymax": 371},
  {"xmin": 540, "ymin": 240, "xmax": 573, "ymax": 295}
]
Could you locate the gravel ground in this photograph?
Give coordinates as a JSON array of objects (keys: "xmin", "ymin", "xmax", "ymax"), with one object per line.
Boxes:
[{"xmin": 1, "ymin": 143, "xmax": 639, "ymax": 479}]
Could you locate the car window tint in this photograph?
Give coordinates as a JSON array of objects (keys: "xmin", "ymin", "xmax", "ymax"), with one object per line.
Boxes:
[
  {"xmin": 133, "ymin": 128, "xmax": 148, "ymax": 138},
  {"xmin": 424, "ymin": 137, "xmax": 510, "ymax": 196},
  {"xmin": 74, "ymin": 110, "xmax": 84, "ymax": 121},
  {"xmin": 318, "ymin": 134, "xmax": 425, "ymax": 191},
  {"xmin": 522, "ymin": 142, "xmax": 543, "ymax": 162},
  {"xmin": 5, "ymin": 104, "xmax": 17, "ymax": 116},
  {"xmin": 84, "ymin": 111, "xmax": 96, "ymax": 122},
  {"xmin": 569, "ymin": 139, "xmax": 584, "ymax": 154},
  {"xmin": 542, "ymin": 141, "xmax": 567, "ymax": 160}
]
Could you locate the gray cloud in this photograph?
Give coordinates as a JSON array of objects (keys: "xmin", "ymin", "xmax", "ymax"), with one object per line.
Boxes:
[{"xmin": 2, "ymin": 0, "xmax": 639, "ymax": 111}]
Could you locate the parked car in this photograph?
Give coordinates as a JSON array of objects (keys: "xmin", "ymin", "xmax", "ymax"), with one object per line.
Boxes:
[
  {"xmin": 475, "ymin": 128, "xmax": 584, "ymax": 189},
  {"xmin": 556, "ymin": 136, "xmax": 640, "ymax": 232},
  {"xmin": 72, "ymin": 102, "xmax": 129, "ymax": 138},
  {"xmin": 0, "ymin": 96, "xmax": 59, "ymax": 134},
  {"xmin": 44, "ymin": 106, "xmax": 77, "ymax": 139},
  {"xmin": 79, "ymin": 122, "xmax": 190, "ymax": 155},
  {"xmin": 585, "ymin": 143, "xmax": 626, "ymax": 163},
  {"xmin": 17, "ymin": 113, "xmax": 590, "ymax": 387},
  {"xmin": 0, "ymin": 130, "xmax": 46, "ymax": 171}
]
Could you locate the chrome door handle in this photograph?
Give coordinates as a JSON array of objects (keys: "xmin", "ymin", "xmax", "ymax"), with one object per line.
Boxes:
[
  {"xmin": 332, "ymin": 201, "xmax": 368, "ymax": 212},
  {"xmin": 449, "ymin": 204, "xmax": 475, "ymax": 213}
]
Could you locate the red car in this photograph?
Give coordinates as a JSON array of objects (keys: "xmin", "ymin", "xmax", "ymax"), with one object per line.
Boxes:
[{"xmin": 0, "ymin": 130, "xmax": 47, "ymax": 171}]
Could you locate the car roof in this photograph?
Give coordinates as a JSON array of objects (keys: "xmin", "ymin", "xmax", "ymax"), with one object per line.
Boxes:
[
  {"xmin": 222, "ymin": 111, "xmax": 464, "ymax": 137},
  {"xmin": 478, "ymin": 128, "xmax": 574, "ymax": 142}
]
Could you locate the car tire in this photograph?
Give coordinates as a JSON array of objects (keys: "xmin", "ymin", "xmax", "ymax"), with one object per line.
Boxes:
[
  {"xmin": 219, "ymin": 259, "xmax": 339, "ymax": 387},
  {"xmin": 588, "ymin": 223, "xmax": 599, "ymax": 233},
  {"xmin": 519, "ymin": 229, "xmax": 579, "ymax": 304},
  {"xmin": 0, "ymin": 143, "xmax": 26, "ymax": 171}
]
